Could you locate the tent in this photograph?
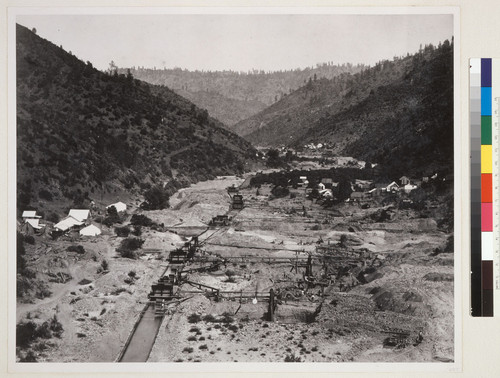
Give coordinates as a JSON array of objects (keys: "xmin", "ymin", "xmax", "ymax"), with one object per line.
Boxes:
[{"xmin": 80, "ymin": 224, "xmax": 101, "ymax": 236}]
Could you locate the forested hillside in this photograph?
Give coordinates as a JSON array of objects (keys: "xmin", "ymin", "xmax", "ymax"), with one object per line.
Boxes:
[
  {"xmin": 240, "ymin": 41, "xmax": 454, "ymax": 176},
  {"xmin": 120, "ymin": 63, "xmax": 366, "ymax": 127},
  {"xmin": 16, "ymin": 24, "xmax": 257, "ymax": 214}
]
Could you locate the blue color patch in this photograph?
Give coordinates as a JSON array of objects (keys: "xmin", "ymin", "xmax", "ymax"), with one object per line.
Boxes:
[
  {"xmin": 481, "ymin": 58, "xmax": 492, "ymax": 87},
  {"xmin": 481, "ymin": 87, "xmax": 492, "ymax": 116}
]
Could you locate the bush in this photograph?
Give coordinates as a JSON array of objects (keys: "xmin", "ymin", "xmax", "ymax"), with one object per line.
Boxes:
[
  {"xmin": 67, "ymin": 245, "xmax": 85, "ymax": 254},
  {"xmin": 117, "ymin": 238, "xmax": 144, "ymax": 259},
  {"xmin": 20, "ymin": 350, "xmax": 37, "ymax": 362},
  {"xmin": 24, "ymin": 235, "xmax": 35, "ymax": 245},
  {"xmin": 107, "ymin": 206, "xmax": 118, "ymax": 216},
  {"xmin": 142, "ymin": 185, "xmax": 170, "ymax": 210},
  {"xmin": 16, "ymin": 315, "xmax": 63, "ymax": 349},
  {"xmin": 130, "ymin": 214, "xmax": 154, "ymax": 227},
  {"xmin": 187, "ymin": 335, "xmax": 197, "ymax": 341},
  {"xmin": 17, "ymin": 232, "xmax": 27, "ymax": 274},
  {"xmin": 16, "ymin": 321, "xmax": 37, "ymax": 348},
  {"xmin": 35, "ymin": 322, "xmax": 52, "ymax": 339},
  {"xmin": 101, "ymin": 259, "xmax": 109, "ymax": 272},
  {"xmin": 132, "ymin": 225, "xmax": 142, "ymax": 236},
  {"xmin": 188, "ymin": 313, "xmax": 202, "ymax": 323},
  {"xmin": 284, "ymin": 353, "xmax": 302, "ymax": 362},
  {"xmin": 271, "ymin": 185, "xmax": 290, "ymax": 198},
  {"xmin": 183, "ymin": 347, "xmax": 194, "ymax": 353},
  {"xmin": 225, "ymin": 269, "xmax": 236, "ymax": 277},
  {"xmin": 221, "ymin": 312, "xmax": 234, "ymax": 324},
  {"xmin": 444, "ymin": 235, "xmax": 453, "ymax": 253},
  {"xmin": 202, "ymin": 314, "xmax": 217, "ymax": 323},
  {"xmin": 199, "ymin": 344, "xmax": 208, "ymax": 350},
  {"xmin": 115, "ymin": 226, "xmax": 130, "ymax": 237},
  {"xmin": 38, "ymin": 189, "xmax": 53, "ymax": 201},
  {"xmin": 102, "ymin": 213, "xmax": 121, "ymax": 226},
  {"xmin": 47, "ymin": 212, "xmax": 60, "ymax": 223}
]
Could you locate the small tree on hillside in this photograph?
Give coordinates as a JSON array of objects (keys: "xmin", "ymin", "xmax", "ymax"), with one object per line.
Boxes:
[
  {"xmin": 143, "ymin": 185, "xmax": 170, "ymax": 210},
  {"xmin": 266, "ymin": 149, "xmax": 282, "ymax": 168}
]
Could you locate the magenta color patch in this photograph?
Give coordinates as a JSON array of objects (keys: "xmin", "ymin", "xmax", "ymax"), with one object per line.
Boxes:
[{"xmin": 482, "ymin": 203, "xmax": 493, "ymax": 231}]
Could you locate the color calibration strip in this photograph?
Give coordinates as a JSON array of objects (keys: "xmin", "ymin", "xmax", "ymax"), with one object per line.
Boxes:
[{"xmin": 470, "ymin": 58, "xmax": 498, "ymax": 316}]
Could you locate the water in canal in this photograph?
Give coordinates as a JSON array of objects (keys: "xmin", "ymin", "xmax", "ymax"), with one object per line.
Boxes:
[{"xmin": 119, "ymin": 305, "xmax": 163, "ymax": 362}]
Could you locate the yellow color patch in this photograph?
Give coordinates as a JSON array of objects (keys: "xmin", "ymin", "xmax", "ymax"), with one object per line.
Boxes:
[{"xmin": 481, "ymin": 145, "xmax": 492, "ymax": 173}]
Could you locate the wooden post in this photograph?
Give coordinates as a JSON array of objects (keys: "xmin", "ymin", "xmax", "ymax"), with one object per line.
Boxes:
[
  {"xmin": 306, "ymin": 254, "xmax": 313, "ymax": 277},
  {"xmin": 269, "ymin": 289, "xmax": 275, "ymax": 322}
]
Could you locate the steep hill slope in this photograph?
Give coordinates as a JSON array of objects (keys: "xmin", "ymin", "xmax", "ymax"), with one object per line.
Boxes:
[
  {"xmin": 16, "ymin": 24, "xmax": 257, "ymax": 214},
  {"xmin": 174, "ymin": 89, "xmax": 266, "ymax": 128},
  {"xmin": 240, "ymin": 41, "xmax": 453, "ymax": 176},
  {"xmin": 120, "ymin": 64, "xmax": 365, "ymax": 127}
]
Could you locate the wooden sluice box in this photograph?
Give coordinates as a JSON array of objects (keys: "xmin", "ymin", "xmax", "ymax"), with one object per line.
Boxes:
[
  {"xmin": 148, "ymin": 282, "xmax": 174, "ymax": 299},
  {"xmin": 169, "ymin": 249, "xmax": 188, "ymax": 263}
]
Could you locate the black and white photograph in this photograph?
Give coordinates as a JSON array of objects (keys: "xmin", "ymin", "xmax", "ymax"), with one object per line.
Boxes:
[{"xmin": 9, "ymin": 7, "xmax": 458, "ymax": 369}]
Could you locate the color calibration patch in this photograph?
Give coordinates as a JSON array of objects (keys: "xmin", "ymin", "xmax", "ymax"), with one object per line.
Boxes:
[{"xmin": 470, "ymin": 58, "xmax": 499, "ymax": 317}]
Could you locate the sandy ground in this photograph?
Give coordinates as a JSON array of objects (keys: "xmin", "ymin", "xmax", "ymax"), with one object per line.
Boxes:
[
  {"xmin": 16, "ymin": 175, "xmax": 453, "ymax": 363},
  {"xmin": 148, "ymin": 183, "xmax": 454, "ymax": 363}
]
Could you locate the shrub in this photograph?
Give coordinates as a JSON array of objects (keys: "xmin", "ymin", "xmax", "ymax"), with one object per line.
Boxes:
[
  {"xmin": 132, "ymin": 225, "xmax": 142, "ymax": 236},
  {"xmin": 128, "ymin": 270, "xmax": 136, "ymax": 278},
  {"xmin": 202, "ymin": 314, "xmax": 217, "ymax": 323},
  {"xmin": 271, "ymin": 185, "xmax": 290, "ymax": 198},
  {"xmin": 102, "ymin": 213, "xmax": 121, "ymax": 227},
  {"xmin": 284, "ymin": 353, "xmax": 302, "ymax": 362},
  {"xmin": 16, "ymin": 315, "xmax": 63, "ymax": 349},
  {"xmin": 225, "ymin": 270, "xmax": 236, "ymax": 277},
  {"xmin": 47, "ymin": 212, "xmax": 60, "ymax": 223},
  {"xmin": 115, "ymin": 226, "xmax": 130, "ymax": 237},
  {"xmin": 444, "ymin": 235, "xmax": 454, "ymax": 253},
  {"xmin": 142, "ymin": 185, "xmax": 170, "ymax": 210},
  {"xmin": 20, "ymin": 350, "xmax": 37, "ymax": 362},
  {"xmin": 35, "ymin": 322, "xmax": 52, "ymax": 339},
  {"xmin": 199, "ymin": 344, "xmax": 208, "ymax": 350},
  {"xmin": 221, "ymin": 312, "xmax": 234, "ymax": 324},
  {"xmin": 130, "ymin": 214, "xmax": 154, "ymax": 227},
  {"xmin": 16, "ymin": 321, "xmax": 37, "ymax": 347},
  {"xmin": 67, "ymin": 245, "xmax": 85, "ymax": 254},
  {"xmin": 101, "ymin": 259, "xmax": 109, "ymax": 271},
  {"xmin": 24, "ymin": 235, "xmax": 35, "ymax": 245},
  {"xmin": 117, "ymin": 238, "xmax": 144, "ymax": 259},
  {"xmin": 188, "ymin": 313, "xmax": 202, "ymax": 323},
  {"xmin": 187, "ymin": 335, "xmax": 197, "ymax": 341},
  {"xmin": 38, "ymin": 189, "xmax": 53, "ymax": 201},
  {"xmin": 107, "ymin": 206, "xmax": 118, "ymax": 216},
  {"xmin": 183, "ymin": 347, "xmax": 194, "ymax": 353}
]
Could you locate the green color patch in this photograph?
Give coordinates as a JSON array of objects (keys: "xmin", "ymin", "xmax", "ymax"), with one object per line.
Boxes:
[{"xmin": 481, "ymin": 116, "xmax": 492, "ymax": 145}]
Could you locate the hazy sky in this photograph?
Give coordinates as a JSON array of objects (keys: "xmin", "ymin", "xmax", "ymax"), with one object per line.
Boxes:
[{"xmin": 16, "ymin": 13, "xmax": 454, "ymax": 72}]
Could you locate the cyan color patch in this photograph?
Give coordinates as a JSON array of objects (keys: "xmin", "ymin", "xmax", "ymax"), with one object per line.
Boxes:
[{"xmin": 481, "ymin": 87, "xmax": 492, "ymax": 116}]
